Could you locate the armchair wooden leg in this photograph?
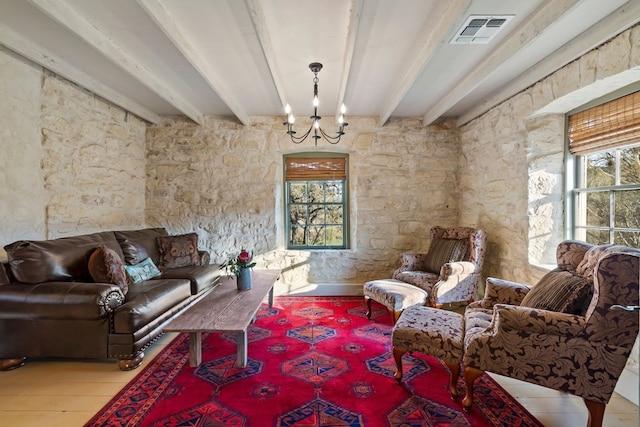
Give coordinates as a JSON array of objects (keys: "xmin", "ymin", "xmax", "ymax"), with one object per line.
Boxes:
[
  {"xmin": 443, "ymin": 361, "xmax": 460, "ymax": 401},
  {"xmin": 393, "ymin": 347, "xmax": 406, "ymax": 384},
  {"xmin": 392, "ymin": 310, "xmax": 402, "ymax": 324},
  {"xmin": 584, "ymin": 399, "xmax": 605, "ymax": 427},
  {"xmin": 462, "ymin": 366, "xmax": 484, "ymax": 412},
  {"xmin": 365, "ymin": 297, "xmax": 372, "ymax": 319}
]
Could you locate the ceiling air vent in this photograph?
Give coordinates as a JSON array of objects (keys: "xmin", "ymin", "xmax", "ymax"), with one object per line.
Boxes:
[{"xmin": 450, "ymin": 15, "xmax": 514, "ymax": 45}]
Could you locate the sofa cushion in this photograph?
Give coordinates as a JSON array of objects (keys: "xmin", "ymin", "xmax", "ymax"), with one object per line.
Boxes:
[
  {"xmin": 160, "ymin": 263, "xmax": 221, "ymax": 295},
  {"xmin": 115, "ymin": 228, "xmax": 167, "ymax": 266},
  {"xmin": 4, "ymin": 231, "xmax": 124, "ymax": 284},
  {"xmin": 0, "ymin": 264, "xmax": 9, "ymax": 286},
  {"xmin": 124, "ymin": 258, "xmax": 162, "ymax": 283},
  {"xmin": 88, "ymin": 245, "xmax": 129, "ymax": 294},
  {"xmin": 112, "ymin": 278, "xmax": 192, "ymax": 334},
  {"xmin": 520, "ymin": 269, "xmax": 592, "ymax": 314},
  {"xmin": 424, "ymin": 238, "xmax": 469, "ymax": 274},
  {"xmin": 157, "ymin": 233, "xmax": 200, "ymax": 269}
]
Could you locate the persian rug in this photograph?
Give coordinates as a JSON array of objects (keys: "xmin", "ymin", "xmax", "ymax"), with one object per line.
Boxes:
[{"xmin": 85, "ymin": 296, "xmax": 542, "ymax": 427}]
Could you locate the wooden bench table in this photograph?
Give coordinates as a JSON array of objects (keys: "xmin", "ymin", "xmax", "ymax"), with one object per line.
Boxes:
[{"xmin": 164, "ymin": 269, "xmax": 280, "ymax": 368}]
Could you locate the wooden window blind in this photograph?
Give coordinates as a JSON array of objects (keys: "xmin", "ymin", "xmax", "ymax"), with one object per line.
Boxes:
[
  {"xmin": 568, "ymin": 90, "xmax": 640, "ymax": 155},
  {"xmin": 285, "ymin": 157, "xmax": 346, "ymax": 181}
]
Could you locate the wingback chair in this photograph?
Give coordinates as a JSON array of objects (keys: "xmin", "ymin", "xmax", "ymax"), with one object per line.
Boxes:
[
  {"xmin": 364, "ymin": 226, "xmax": 487, "ymax": 323},
  {"xmin": 392, "ymin": 226, "xmax": 487, "ymax": 307},
  {"xmin": 462, "ymin": 240, "xmax": 640, "ymax": 427}
]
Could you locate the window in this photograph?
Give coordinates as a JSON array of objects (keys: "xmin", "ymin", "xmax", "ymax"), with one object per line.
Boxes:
[
  {"xmin": 568, "ymin": 91, "xmax": 640, "ymax": 248},
  {"xmin": 284, "ymin": 155, "xmax": 348, "ymax": 249}
]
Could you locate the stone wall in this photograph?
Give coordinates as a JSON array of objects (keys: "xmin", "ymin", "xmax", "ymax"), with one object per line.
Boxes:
[
  {"xmin": 40, "ymin": 71, "xmax": 147, "ymax": 237},
  {"xmin": 145, "ymin": 116, "xmax": 461, "ymax": 290},
  {"xmin": 0, "ymin": 47, "xmax": 46, "ymax": 258},
  {"xmin": 459, "ymin": 24, "xmax": 640, "ymax": 397},
  {"xmin": 0, "ymin": 47, "xmax": 147, "ymax": 261}
]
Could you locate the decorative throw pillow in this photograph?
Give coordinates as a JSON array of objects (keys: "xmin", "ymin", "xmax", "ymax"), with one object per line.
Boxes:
[
  {"xmin": 88, "ymin": 245, "xmax": 129, "ymax": 294},
  {"xmin": 157, "ymin": 233, "xmax": 200, "ymax": 269},
  {"xmin": 423, "ymin": 238, "xmax": 469, "ymax": 274},
  {"xmin": 520, "ymin": 269, "xmax": 592, "ymax": 314},
  {"xmin": 124, "ymin": 257, "xmax": 162, "ymax": 283}
]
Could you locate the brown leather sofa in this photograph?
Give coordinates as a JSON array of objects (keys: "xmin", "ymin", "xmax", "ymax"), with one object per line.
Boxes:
[{"xmin": 0, "ymin": 227, "xmax": 221, "ymax": 370}]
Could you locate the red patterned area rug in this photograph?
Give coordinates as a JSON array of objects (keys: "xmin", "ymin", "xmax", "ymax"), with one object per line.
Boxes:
[{"xmin": 85, "ymin": 296, "xmax": 542, "ymax": 427}]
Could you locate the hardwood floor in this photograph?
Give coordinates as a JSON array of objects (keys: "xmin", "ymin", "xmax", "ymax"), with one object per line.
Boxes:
[{"xmin": 0, "ymin": 332, "xmax": 637, "ymax": 427}]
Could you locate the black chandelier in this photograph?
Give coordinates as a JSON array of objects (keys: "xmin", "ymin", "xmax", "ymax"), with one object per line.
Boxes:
[{"xmin": 284, "ymin": 62, "xmax": 348, "ymax": 145}]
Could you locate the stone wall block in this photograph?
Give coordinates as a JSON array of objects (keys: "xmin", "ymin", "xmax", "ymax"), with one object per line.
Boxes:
[
  {"xmin": 596, "ymin": 31, "xmax": 631, "ymax": 80},
  {"xmin": 578, "ymin": 49, "xmax": 598, "ymax": 88}
]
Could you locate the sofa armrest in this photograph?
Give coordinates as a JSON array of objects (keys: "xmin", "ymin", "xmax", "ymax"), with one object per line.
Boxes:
[
  {"xmin": 492, "ymin": 304, "xmax": 586, "ymax": 336},
  {"xmin": 472, "ymin": 277, "xmax": 531, "ymax": 309},
  {"xmin": 0, "ymin": 281, "xmax": 125, "ymax": 320},
  {"xmin": 198, "ymin": 250, "xmax": 211, "ymax": 266},
  {"xmin": 392, "ymin": 252, "xmax": 429, "ymax": 277}
]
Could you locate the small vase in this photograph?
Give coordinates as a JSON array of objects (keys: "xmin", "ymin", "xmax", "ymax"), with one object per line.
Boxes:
[{"xmin": 237, "ymin": 268, "xmax": 252, "ymax": 291}]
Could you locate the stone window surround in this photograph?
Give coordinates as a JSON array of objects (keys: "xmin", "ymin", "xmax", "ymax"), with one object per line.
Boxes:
[{"xmin": 526, "ymin": 69, "xmax": 640, "ymax": 268}]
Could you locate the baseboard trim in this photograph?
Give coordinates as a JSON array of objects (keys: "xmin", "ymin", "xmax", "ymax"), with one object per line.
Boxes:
[{"xmin": 275, "ymin": 282, "xmax": 363, "ymax": 296}]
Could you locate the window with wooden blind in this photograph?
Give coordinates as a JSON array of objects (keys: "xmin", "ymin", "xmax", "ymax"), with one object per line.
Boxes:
[
  {"xmin": 284, "ymin": 154, "xmax": 348, "ymax": 249},
  {"xmin": 568, "ymin": 91, "xmax": 640, "ymax": 248}
]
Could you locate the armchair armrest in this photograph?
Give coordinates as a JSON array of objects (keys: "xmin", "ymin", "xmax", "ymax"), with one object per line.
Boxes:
[
  {"xmin": 472, "ymin": 277, "xmax": 531, "ymax": 309},
  {"xmin": 0, "ymin": 281, "xmax": 125, "ymax": 320},
  {"xmin": 431, "ymin": 261, "xmax": 478, "ymax": 304},
  {"xmin": 440, "ymin": 261, "xmax": 475, "ymax": 279},
  {"xmin": 392, "ymin": 252, "xmax": 429, "ymax": 277},
  {"xmin": 492, "ymin": 304, "xmax": 586, "ymax": 336}
]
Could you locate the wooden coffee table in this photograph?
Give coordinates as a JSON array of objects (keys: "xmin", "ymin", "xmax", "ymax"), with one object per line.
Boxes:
[{"xmin": 164, "ymin": 269, "xmax": 280, "ymax": 368}]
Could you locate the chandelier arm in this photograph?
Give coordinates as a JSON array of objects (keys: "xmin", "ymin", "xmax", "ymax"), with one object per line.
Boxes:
[
  {"xmin": 288, "ymin": 125, "xmax": 314, "ymax": 144},
  {"xmin": 317, "ymin": 126, "xmax": 343, "ymax": 144}
]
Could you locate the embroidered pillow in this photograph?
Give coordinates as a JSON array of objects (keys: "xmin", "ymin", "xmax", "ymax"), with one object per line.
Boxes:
[
  {"xmin": 423, "ymin": 238, "xmax": 469, "ymax": 274},
  {"xmin": 520, "ymin": 269, "xmax": 592, "ymax": 314},
  {"xmin": 124, "ymin": 257, "xmax": 162, "ymax": 283},
  {"xmin": 157, "ymin": 233, "xmax": 200, "ymax": 269},
  {"xmin": 88, "ymin": 245, "xmax": 128, "ymax": 294}
]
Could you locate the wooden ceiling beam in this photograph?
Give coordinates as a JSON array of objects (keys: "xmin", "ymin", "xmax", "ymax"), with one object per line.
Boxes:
[
  {"xmin": 377, "ymin": 0, "xmax": 470, "ymax": 127},
  {"xmin": 0, "ymin": 23, "xmax": 161, "ymax": 124},
  {"xmin": 457, "ymin": 0, "xmax": 640, "ymax": 125},
  {"xmin": 422, "ymin": 0, "xmax": 582, "ymax": 127},
  {"xmin": 137, "ymin": 0, "xmax": 250, "ymax": 126},
  {"xmin": 30, "ymin": 0, "xmax": 204, "ymax": 124}
]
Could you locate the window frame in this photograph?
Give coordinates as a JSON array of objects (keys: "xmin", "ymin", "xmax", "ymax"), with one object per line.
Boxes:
[
  {"xmin": 284, "ymin": 153, "xmax": 349, "ymax": 250},
  {"xmin": 570, "ymin": 144, "xmax": 640, "ymax": 247}
]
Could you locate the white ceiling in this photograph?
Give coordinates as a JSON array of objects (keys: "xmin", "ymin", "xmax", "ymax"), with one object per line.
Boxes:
[{"xmin": 1, "ymin": 0, "xmax": 638, "ymax": 127}]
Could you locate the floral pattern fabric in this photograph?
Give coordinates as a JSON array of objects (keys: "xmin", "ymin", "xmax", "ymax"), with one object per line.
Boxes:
[
  {"xmin": 391, "ymin": 226, "xmax": 487, "ymax": 306},
  {"xmin": 463, "ymin": 240, "xmax": 640, "ymax": 405},
  {"xmin": 392, "ymin": 305, "xmax": 464, "ymax": 363}
]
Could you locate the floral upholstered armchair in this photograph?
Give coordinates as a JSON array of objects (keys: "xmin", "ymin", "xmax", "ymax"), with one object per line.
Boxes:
[
  {"xmin": 462, "ymin": 240, "xmax": 640, "ymax": 427},
  {"xmin": 392, "ymin": 226, "xmax": 487, "ymax": 307}
]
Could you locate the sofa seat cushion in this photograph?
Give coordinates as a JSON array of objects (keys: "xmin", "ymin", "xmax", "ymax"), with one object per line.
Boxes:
[
  {"xmin": 114, "ymin": 228, "xmax": 167, "ymax": 266},
  {"xmin": 160, "ymin": 264, "xmax": 222, "ymax": 295},
  {"xmin": 394, "ymin": 270, "xmax": 439, "ymax": 292},
  {"xmin": 112, "ymin": 278, "xmax": 191, "ymax": 334}
]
